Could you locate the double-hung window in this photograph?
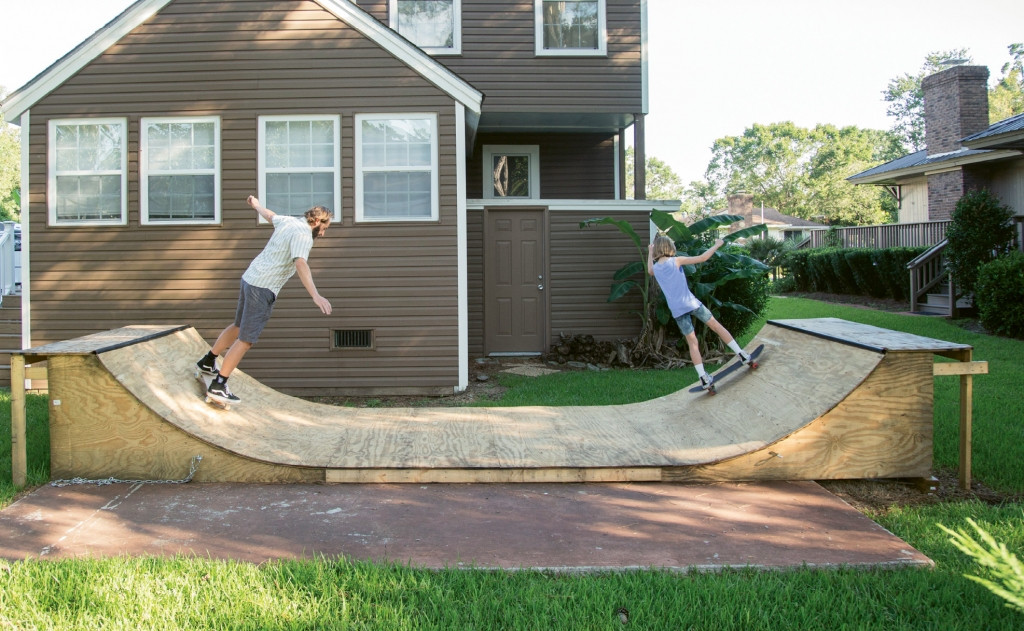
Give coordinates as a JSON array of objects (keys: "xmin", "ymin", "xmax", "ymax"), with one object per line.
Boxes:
[
  {"xmin": 48, "ymin": 118, "xmax": 128, "ymax": 225},
  {"xmin": 390, "ymin": 0, "xmax": 461, "ymax": 55},
  {"xmin": 355, "ymin": 114, "xmax": 439, "ymax": 222},
  {"xmin": 535, "ymin": 0, "xmax": 606, "ymax": 56},
  {"xmin": 258, "ymin": 116, "xmax": 341, "ymax": 221},
  {"xmin": 140, "ymin": 117, "xmax": 221, "ymax": 224}
]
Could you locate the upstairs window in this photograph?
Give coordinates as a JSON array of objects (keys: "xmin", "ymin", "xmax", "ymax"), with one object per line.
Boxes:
[
  {"xmin": 258, "ymin": 115, "xmax": 341, "ymax": 221},
  {"xmin": 391, "ymin": 0, "xmax": 461, "ymax": 55},
  {"xmin": 355, "ymin": 113, "xmax": 439, "ymax": 222},
  {"xmin": 535, "ymin": 0, "xmax": 606, "ymax": 56},
  {"xmin": 141, "ymin": 117, "xmax": 221, "ymax": 225},
  {"xmin": 48, "ymin": 118, "xmax": 128, "ymax": 225}
]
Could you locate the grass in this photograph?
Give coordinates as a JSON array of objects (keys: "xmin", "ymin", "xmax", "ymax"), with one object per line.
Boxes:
[{"xmin": 1, "ymin": 296, "xmax": 1022, "ymax": 630}]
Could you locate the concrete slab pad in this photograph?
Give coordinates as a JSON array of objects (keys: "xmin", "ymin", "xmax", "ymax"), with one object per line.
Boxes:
[{"xmin": 0, "ymin": 481, "xmax": 931, "ymax": 572}]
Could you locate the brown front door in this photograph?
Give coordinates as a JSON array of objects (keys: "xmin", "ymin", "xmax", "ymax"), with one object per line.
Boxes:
[{"xmin": 484, "ymin": 208, "xmax": 547, "ymax": 354}]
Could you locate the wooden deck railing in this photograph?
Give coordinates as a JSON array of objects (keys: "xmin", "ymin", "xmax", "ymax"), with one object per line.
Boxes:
[{"xmin": 807, "ymin": 221, "xmax": 952, "ymax": 249}]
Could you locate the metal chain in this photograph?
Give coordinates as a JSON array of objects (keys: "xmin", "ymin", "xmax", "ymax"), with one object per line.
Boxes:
[{"xmin": 49, "ymin": 455, "xmax": 203, "ymax": 487}]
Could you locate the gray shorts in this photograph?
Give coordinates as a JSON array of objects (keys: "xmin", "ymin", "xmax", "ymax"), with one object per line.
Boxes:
[
  {"xmin": 233, "ymin": 279, "xmax": 276, "ymax": 344},
  {"xmin": 673, "ymin": 304, "xmax": 713, "ymax": 336}
]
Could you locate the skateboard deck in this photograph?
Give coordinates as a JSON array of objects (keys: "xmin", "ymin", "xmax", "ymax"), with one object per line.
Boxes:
[
  {"xmin": 688, "ymin": 344, "xmax": 764, "ymax": 395},
  {"xmin": 195, "ymin": 370, "xmax": 233, "ymax": 410}
]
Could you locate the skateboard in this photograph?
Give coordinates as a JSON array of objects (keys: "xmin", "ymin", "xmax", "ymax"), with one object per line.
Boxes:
[
  {"xmin": 688, "ymin": 344, "xmax": 764, "ymax": 395},
  {"xmin": 195, "ymin": 370, "xmax": 234, "ymax": 410}
]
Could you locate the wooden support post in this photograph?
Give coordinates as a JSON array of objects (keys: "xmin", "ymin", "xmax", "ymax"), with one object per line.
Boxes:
[
  {"xmin": 10, "ymin": 354, "xmax": 27, "ymax": 488},
  {"xmin": 933, "ymin": 354, "xmax": 987, "ymax": 490}
]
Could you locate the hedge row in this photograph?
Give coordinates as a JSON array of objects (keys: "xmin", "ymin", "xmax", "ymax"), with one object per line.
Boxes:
[{"xmin": 783, "ymin": 247, "xmax": 928, "ymax": 301}]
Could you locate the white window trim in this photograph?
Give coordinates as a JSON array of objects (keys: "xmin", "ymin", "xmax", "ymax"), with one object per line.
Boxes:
[
  {"xmin": 354, "ymin": 113, "xmax": 440, "ymax": 223},
  {"xmin": 389, "ymin": 0, "xmax": 462, "ymax": 55},
  {"xmin": 534, "ymin": 0, "xmax": 607, "ymax": 57},
  {"xmin": 257, "ymin": 115, "xmax": 342, "ymax": 224},
  {"xmin": 482, "ymin": 145, "xmax": 541, "ymax": 200},
  {"xmin": 140, "ymin": 116, "xmax": 222, "ymax": 226},
  {"xmin": 47, "ymin": 117, "xmax": 128, "ymax": 226}
]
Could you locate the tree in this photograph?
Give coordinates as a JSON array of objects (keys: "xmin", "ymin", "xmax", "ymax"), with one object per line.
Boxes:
[
  {"xmin": 624, "ymin": 147, "xmax": 684, "ymax": 202},
  {"xmin": 990, "ymin": 43, "xmax": 1024, "ymax": 122},
  {"xmin": 705, "ymin": 122, "xmax": 902, "ymax": 226},
  {"xmin": 882, "ymin": 49, "xmax": 971, "ymax": 152},
  {"xmin": 0, "ymin": 86, "xmax": 21, "ymax": 223}
]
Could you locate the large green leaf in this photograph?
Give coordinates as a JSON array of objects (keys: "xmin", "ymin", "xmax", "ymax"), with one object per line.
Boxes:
[
  {"xmin": 580, "ymin": 216, "xmax": 643, "ymax": 250},
  {"xmin": 726, "ymin": 223, "xmax": 768, "ymax": 241},
  {"xmin": 689, "ymin": 214, "xmax": 744, "ymax": 235},
  {"xmin": 650, "ymin": 211, "xmax": 691, "ymax": 241},
  {"xmin": 613, "ymin": 260, "xmax": 646, "ymax": 281},
  {"xmin": 607, "ymin": 279, "xmax": 638, "ymax": 303}
]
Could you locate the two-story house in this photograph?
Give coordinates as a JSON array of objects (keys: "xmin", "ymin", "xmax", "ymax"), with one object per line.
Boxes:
[{"xmin": 1, "ymin": 0, "xmax": 675, "ymax": 396}]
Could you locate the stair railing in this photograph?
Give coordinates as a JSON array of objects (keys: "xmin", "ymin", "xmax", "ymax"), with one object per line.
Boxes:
[{"xmin": 906, "ymin": 239, "xmax": 953, "ymax": 314}]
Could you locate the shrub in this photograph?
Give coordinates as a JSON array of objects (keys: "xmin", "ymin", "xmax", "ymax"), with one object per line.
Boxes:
[
  {"xmin": 945, "ymin": 189, "xmax": 1016, "ymax": 297},
  {"xmin": 845, "ymin": 249, "xmax": 888, "ymax": 298},
  {"xmin": 974, "ymin": 251, "xmax": 1024, "ymax": 339}
]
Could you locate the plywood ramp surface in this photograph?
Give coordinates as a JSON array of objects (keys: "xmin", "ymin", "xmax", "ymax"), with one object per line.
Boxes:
[{"xmin": 91, "ymin": 322, "xmax": 885, "ymax": 471}]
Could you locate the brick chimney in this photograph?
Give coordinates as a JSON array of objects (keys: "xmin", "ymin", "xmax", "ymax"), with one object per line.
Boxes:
[
  {"xmin": 922, "ymin": 65, "xmax": 989, "ymax": 156},
  {"xmin": 727, "ymin": 193, "xmax": 754, "ymax": 229},
  {"xmin": 921, "ymin": 65, "xmax": 991, "ymax": 220}
]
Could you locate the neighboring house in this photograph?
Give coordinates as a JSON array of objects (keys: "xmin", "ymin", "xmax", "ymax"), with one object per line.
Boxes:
[
  {"xmin": 718, "ymin": 193, "xmax": 825, "ymax": 243},
  {"xmin": 848, "ymin": 65, "xmax": 1024, "ymax": 226},
  {"xmin": 0, "ymin": 0, "xmax": 676, "ymax": 396}
]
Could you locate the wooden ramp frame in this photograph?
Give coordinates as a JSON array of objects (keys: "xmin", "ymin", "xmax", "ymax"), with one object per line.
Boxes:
[{"xmin": 9, "ymin": 318, "xmax": 982, "ymax": 486}]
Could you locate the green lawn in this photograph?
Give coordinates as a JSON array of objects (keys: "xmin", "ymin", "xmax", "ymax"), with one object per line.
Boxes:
[{"xmin": 1, "ymin": 296, "xmax": 1022, "ymax": 630}]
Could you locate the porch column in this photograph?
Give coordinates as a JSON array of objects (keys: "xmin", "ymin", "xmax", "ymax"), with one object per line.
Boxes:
[
  {"xmin": 618, "ymin": 127, "xmax": 627, "ymax": 200},
  {"xmin": 634, "ymin": 114, "xmax": 646, "ymax": 200}
]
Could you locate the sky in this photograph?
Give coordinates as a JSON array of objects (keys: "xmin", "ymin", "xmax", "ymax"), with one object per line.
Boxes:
[{"xmin": 2, "ymin": 0, "xmax": 1023, "ymax": 184}]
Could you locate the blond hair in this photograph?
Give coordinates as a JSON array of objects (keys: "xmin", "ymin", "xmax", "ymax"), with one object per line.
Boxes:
[
  {"xmin": 305, "ymin": 206, "xmax": 331, "ymax": 227},
  {"xmin": 652, "ymin": 235, "xmax": 676, "ymax": 260}
]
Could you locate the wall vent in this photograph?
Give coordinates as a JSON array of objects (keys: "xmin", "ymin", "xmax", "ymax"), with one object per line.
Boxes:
[{"xmin": 333, "ymin": 329, "xmax": 373, "ymax": 349}]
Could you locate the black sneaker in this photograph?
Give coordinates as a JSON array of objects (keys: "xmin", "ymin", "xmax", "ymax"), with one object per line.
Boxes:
[
  {"xmin": 196, "ymin": 356, "xmax": 218, "ymax": 376},
  {"xmin": 207, "ymin": 380, "xmax": 240, "ymax": 404}
]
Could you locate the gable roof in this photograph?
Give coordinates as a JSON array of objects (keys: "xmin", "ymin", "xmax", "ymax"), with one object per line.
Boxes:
[
  {"xmin": 846, "ymin": 147, "xmax": 1020, "ymax": 186},
  {"xmin": 1, "ymin": 0, "xmax": 483, "ymax": 125},
  {"xmin": 961, "ymin": 112, "xmax": 1024, "ymax": 150}
]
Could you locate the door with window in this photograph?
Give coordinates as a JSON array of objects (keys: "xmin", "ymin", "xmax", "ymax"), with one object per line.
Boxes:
[{"xmin": 484, "ymin": 208, "xmax": 547, "ymax": 354}]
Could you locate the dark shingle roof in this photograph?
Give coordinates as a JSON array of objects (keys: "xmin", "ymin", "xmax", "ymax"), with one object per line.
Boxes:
[{"xmin": 962, "ymin": 112, "xmax": 1024, "ymax": 142}]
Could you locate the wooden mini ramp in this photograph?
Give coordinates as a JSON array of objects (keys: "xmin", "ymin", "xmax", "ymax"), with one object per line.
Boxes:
[{"xmin": 12, "ymin": 319, "xmax": 975, "ymax": 484}]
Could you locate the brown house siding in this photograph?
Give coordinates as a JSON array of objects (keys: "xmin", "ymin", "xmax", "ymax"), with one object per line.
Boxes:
[
  {"xmin": 359, "ymin": 0, "xmax": 644, "ymax": 114},
  {"xmin": 25, "ymin": 0, "xmax": 464, "ymax": 395},
  {"xmin": 548, "ymin": 210, "xmax": 645, "ymax": 341},
  {"xmin": 466, "ymin": 207, "xmax": 645, "ymax": 357},
  {"xmin": 469, "ymin": 132, "xmax": 617, "ymax": 199}
]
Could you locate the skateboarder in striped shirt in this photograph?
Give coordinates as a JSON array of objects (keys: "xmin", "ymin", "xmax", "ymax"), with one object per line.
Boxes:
[{"xmin": 196, "ymin": 195, "xmax": 332, "ymax": 404}]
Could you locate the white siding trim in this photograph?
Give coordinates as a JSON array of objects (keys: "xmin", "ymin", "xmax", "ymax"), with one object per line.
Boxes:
[
  {"xmin": 1, "ymin": 0, "xmax": 483, "ymax": 123},
  {"xmin": 20, "ymin": 111, "xmax": 31, "ymax": 349},
  {"xmin": 640, "ymin": 0, "xmax": 649, "ymax": 114},
  {"xmin": 456, "ymin": 103, "xmax": 469, "ymax": 393},
  {"xmin": 1, "ymin": 0, "xmax": 165, "ymax": 124}
]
